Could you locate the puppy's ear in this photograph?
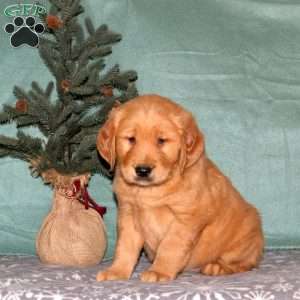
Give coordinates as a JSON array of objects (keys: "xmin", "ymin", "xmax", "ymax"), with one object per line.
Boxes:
[
  {"xmin": 179, "ymin": 114, "xmax": 205, "ymax": 172},
  {"xmin": 96, "ymin": 108, "xmax": 120, "ymax": 171}
]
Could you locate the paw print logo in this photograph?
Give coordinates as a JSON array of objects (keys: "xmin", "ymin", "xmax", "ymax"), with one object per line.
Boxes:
[{"xmin": 4, "ymin": 16, "xmax": 45, "ymax": 48}]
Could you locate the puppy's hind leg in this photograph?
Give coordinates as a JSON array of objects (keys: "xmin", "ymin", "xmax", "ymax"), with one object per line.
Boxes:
[
  {"xmin": 201, "ymin": 259, "xmax": 250, "ymax": 276},
  {"xmin": 201, "ymin": 234, "xmax": 264, "ymax": 276}
]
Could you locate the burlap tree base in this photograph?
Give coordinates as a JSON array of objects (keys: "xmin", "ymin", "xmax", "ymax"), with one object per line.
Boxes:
[{"xmin": 36, "ymin": 169, "xmax": 107, "ymax": 267}]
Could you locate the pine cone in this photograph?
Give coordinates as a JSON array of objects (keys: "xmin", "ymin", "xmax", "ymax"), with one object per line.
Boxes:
[
  {"xmin": 100, "ymin": 85, "xmax": 113, "ymax": 97},
  {"xmin": 16, "ymin": 99, "xmax": 28, "ymax": 113},
  {"xmin": 61, "ymin": 80, "xmax": 71, "ymax": 93},
  {"xmin": 46, "ymin": 15, "xmax": 63, "ymax": 30}
]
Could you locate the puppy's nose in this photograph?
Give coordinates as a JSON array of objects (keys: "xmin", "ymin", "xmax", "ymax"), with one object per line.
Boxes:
[{"xmin": 135, "ymin": 165, "xmax": 153, "ymax": 178}]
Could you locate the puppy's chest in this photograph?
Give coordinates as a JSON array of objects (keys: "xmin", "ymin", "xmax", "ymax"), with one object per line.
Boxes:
[{"xmin": 133, "ymin": 205, "xmax": 174, "ymax": 248}]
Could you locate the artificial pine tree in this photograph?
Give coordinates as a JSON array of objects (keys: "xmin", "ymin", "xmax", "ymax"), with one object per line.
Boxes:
[
  {"xmin": 0, "ymin": 0, "xmax": 138, "ymax": 266},
  {"xmin": 0, "ymin": 0, "xmax": 138, "ymax": 178}
]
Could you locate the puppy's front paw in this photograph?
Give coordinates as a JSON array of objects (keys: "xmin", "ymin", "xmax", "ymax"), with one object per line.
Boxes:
[
  {"xmin": 140, "ymin": 270, "xmax": 173, "ymax": 282},
  {"xmin": 96, "ymin": 268, "xmax": 130, "ymax": 281}
]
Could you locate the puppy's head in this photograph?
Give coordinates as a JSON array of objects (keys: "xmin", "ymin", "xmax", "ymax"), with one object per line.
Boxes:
[{"xmin": 97, "ymin": 95, "xmax": 204, "ymax": 186}]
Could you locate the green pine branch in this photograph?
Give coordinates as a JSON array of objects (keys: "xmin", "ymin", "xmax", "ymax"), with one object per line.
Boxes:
[
  {"xmin": 0, "ymin": 131, "xmax": 43, "ymax": 161},
  {"xmin": 0, "ymin": 105, "xmax": 24, "ymax": 124}
]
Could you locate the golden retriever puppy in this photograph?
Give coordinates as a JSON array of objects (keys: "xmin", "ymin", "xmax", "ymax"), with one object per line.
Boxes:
[{"xmin": 96, "ymin": 94, "xmax": 264, "ymax": 282}]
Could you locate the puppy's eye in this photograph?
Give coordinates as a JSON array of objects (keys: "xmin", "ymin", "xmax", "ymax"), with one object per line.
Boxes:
[
  {"xmin": 127, "ymin": 137, "xmax": 136, "ymax": 145},
  {"xmin": 157, "ymin": 138, "xmax": 167, "ymax": 146}
]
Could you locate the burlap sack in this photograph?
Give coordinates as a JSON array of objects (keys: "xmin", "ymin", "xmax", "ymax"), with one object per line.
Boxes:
[{"xmin": 36, "ymin": 170, "xmax": 107, "ymax": 267}]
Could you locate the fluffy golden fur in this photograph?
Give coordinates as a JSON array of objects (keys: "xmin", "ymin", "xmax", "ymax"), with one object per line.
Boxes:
[{"xmin": 96, "ymin": 94, "xmax": 264, "ymax": 282}]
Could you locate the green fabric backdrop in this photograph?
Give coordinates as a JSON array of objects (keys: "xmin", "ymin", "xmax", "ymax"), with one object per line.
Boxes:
[{"xmin": 1, "ymin": 0, "xmax": 300, "ymax": 258}]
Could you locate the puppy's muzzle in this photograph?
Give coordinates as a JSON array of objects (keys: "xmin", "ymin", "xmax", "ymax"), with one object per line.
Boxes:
[{"xmin": 135, "ymin": 165, "xmax": 153, "ymax": 179}]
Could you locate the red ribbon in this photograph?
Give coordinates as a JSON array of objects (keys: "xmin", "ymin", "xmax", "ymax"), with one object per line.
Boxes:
[{"xmin": 73, "ymin": 179, "xmax": 107, "ymax": 218}]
